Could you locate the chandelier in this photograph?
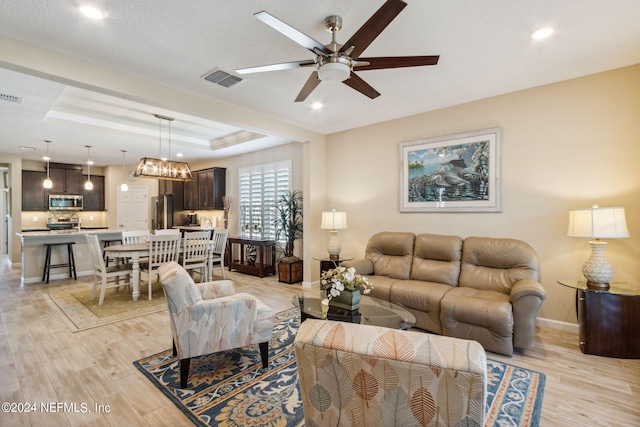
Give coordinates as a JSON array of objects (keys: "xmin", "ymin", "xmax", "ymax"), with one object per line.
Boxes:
[{"xmin": 134, "ymin": 114, "xmax": 194, "ymax": 182}]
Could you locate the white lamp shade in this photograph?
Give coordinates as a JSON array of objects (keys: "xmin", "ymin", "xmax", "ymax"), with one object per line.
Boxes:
[
  {"xmin": 567, "ymin": 206, "xmax": 630, "ymax": 239},
  {"xmin": 321, "ymin": 211, "xmax": 348, "ymax": 230}
]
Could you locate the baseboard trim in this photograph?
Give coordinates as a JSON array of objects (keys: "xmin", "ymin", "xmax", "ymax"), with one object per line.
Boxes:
[{"xmin": 536, "ymin": 316, "xmax": 579, "ymax": 333}]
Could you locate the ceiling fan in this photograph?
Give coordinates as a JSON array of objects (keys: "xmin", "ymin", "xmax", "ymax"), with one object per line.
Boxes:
[{"xmin": 236, "ymin": 0, "xmax": 440, "ymax": 102}]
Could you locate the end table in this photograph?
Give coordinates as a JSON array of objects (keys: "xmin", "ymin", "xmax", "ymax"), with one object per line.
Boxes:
[
  {"xmin": 557, "ymin": 279, "xmax": 640, "ymax": 358},
  {"xmin": 313, "ymin": 255, "xmax": 354, "ymax": 277}
]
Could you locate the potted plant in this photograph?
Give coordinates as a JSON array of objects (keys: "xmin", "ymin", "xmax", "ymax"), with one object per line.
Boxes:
[
  {"xmin": 320, "ymin": 266, "xmax": 373, "ymax": 310},
  {"xmin": 274, "ymin": 190, "xmax": 303, "ymax": 283}
]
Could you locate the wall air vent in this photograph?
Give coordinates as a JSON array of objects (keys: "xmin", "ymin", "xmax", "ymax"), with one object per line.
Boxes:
[
  {"xmin": 0, "ymin": 93, "xmax": 23, "ymax": 104},
  {"xmin": 202, "ymin": 69, "xmax": 245, "ymax": 88}
]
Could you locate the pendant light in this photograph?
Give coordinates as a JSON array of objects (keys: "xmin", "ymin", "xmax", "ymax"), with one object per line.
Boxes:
[
  {"xmin": 84, "ymin": 145, "xmax": 93, "ymax": 190},
  {"xmin": 43, "ymin": 140, "xmax": 53, "ymax": 189},
  {"xmin": 134, "ymin": 114, "xmax": 194, "ymax": 182},
  {"xmin": 120, "ymin": 150, "xmax": 129, "ymax": 192}
]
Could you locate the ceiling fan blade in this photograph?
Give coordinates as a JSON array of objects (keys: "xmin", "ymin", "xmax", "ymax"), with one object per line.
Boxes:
[
  {"xmin": 339, "ymin": 0, "xmax": 407, "ymax": 59},
  {"xmin": 295, "ymin": 71, "xmax": 321, "ymax": 102},
  {"xmin": 255, "ymin": 11, "xmax": 332, "ymax": 55},
  {"xmin": 237, "ymin": 60, "xmax": 316, "ymax": 74},
  {"xmin": 343, "ymin": 72, "xmax": 381, "ymax": 99},
  {"xmin": 354, "ymin": 55, "xmax": 439, "ymax": 71}
]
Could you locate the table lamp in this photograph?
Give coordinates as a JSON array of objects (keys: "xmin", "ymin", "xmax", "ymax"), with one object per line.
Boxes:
[
  {"xmin": 567, "ymin": 205, "xmax": 630, "ymax": 289},
  {"xmin": 321, "ymin": 210, "xmax": 348, "ymax": 260}
]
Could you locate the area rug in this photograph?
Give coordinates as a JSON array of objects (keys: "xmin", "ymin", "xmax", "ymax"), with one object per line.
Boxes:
[
  {"xmin": 46, "ymin": 271, "xmax": 263, "ymax": 332},
  {"xmin": 134, "ymin": 308, "xmax": 546, "ymax": 427}
]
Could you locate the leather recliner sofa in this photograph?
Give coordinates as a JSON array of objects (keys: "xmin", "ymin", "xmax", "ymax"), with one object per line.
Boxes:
[{"xmin": 342, "ymin": 232, "xmax": 546, "ymax": 356}]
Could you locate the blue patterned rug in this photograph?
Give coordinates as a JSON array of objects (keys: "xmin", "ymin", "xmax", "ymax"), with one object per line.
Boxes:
[{"xmin": 134, "ymin": 308, "xmax": 545, "ymax": 426}]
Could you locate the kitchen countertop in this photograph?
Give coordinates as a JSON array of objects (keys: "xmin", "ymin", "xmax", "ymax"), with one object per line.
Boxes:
[{"xmin": 17, "ymin": 228, "xmax": 120, "ymax": 238}]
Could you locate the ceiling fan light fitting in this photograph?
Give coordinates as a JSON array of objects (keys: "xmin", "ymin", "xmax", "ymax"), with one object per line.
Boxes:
[{"xmin": 318, "ymin": 61, "xmax": 350, "ymax": 82}]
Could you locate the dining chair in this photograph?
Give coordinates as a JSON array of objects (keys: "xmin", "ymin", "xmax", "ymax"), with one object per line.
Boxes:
[
  {"xmin": 154, "ymin": 229, "xmax": 180, "ymax": 235},
  {"xmin": 141, "ymin": 233, "xmax": 181, "ymax": 300},
  {"xmin": 85, "ymin": 234, "xmax": 133, "ymax": 305},
  {"xmin": 209, "ymin": 228, "xmax": 229, "ymax": 279},
  {"xmin": 120, "ymin": 229, "xmax": 150, "ymax": 264},
  {"xmin": 122, "ymin": 229, "xmax": 150, "ymax": 244},
  {"xmin": 181, "ymin": 231, "xmax": 210, "ymax": 282}
]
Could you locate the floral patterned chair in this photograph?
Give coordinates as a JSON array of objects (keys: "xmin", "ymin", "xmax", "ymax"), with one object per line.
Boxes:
[
  {"xmin": 294, "ymin": 319, "xmax": 487, "ymax": 426},
  {"xmin": 158, "ymin": 261, "xmax": 275, "ymax": 388}
]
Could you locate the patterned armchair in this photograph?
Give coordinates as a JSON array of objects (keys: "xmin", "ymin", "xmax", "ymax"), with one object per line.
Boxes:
[
  {"xmin": 294, "ymin": 319, "xmax": 487, "ymax": 426},
  {"xmin": 158, "ymin": 261, "xmax": 275, "ymax": 388}
]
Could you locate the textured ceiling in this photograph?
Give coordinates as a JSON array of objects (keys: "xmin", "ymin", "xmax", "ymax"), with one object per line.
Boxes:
[{"xmin": 1, "ymin": 0, "xmax": 640, "ymax": 166}]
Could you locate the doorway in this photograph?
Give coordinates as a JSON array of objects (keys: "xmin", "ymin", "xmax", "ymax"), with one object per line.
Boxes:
[{"xmin": 117, "ymin": 186, "xmax": 149, "ymax": 230}]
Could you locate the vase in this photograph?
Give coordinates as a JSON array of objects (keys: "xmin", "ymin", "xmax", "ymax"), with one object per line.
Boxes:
[{"xmin": 329, "ymin": 289, "xmax": 361, "ymax": 310}]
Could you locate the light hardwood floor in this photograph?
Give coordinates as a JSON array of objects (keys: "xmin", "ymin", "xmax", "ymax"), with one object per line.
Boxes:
[{"xmin": 0, "ymin": 255, "xmax": 638, "ymax": 427}]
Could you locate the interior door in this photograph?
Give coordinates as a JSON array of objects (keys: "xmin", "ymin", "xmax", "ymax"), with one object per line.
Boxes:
[{"xmin": 118, "ymin": 186, "xmax": 148, "ymax": 230}]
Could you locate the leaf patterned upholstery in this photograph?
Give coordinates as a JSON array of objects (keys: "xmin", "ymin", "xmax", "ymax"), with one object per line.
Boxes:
[
  {"xmin": 158, "ymin": 261, "xmax": 275, "ymax": 388},
  {"xmin": 294, "ymin": 319, "xmax": 487, "ymax": 426}
]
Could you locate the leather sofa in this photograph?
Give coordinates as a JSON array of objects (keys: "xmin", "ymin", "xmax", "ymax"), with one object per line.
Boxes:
[{"xmin": 342, "ymin": 232, "xmax": 546, "ymax": 356}]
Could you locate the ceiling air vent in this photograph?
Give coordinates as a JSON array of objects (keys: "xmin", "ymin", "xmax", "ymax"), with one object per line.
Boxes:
[
  {"xmin": 0, "ymin": 93, "xmax": 23, "ymax": 104},
  {"xmin": 202, "ymin": 69, "xmax": 245, "ymax": 88}
]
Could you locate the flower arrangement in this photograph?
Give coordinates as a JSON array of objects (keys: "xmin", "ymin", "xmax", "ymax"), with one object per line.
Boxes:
[{"xmin": 320, "ymin": 266, "xmax": 373, "ymax": 300}]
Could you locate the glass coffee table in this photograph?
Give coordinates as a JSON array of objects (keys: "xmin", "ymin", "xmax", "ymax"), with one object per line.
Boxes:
[{"xmin": 292, "ymin": 291, "xmax": 416, "ymax": 330}]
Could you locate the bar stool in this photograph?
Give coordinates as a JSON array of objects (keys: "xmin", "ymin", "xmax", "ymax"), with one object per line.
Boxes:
[
  {"xmin": 102, "ymin": 238, "xmax": 122, "ymax": 266},
  {"xmin": 42, "ymin": 242, "xmax": 77, "ymax": 284}
]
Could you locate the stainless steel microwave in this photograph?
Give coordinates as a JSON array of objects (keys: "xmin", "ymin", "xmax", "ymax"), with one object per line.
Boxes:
[{"xmin": 49, "ymin": 195, "xmax": 83, "ymax": 211}]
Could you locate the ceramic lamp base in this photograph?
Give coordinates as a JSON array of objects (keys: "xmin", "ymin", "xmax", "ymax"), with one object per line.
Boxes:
[
  {"xmin": 582, "ymin": 240, "xmax": 614, "ymax": 289},
  {"xmin": 327, "ymin": 230, "xmax": 341, "ymax": 260}
]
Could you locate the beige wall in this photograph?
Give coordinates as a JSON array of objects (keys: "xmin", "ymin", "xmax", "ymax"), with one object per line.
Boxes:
[
  {"xmin": 188, "ymin": 141, "xmax": 305, "ymax": 258},
  {"xmin": 325, "ymin": 64, "xmax": 640, "ymax": 326}
]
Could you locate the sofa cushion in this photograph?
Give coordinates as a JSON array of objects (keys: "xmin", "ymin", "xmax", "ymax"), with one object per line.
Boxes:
[
  {"xmin": 459, "ymin": 237, "xmax": 539, "ymax": 294},
  {"xmin": 411, "ymin": 233, "xmax": 463, "ymax": 286},
  {"xmin": 364, "ymin": 275, "xmax": 397, "ymax": 301},
  {"xmin": 365, "ymin": 231, "xmax": 415, "ymax": 280},
  {"xmin": 440, "ymin": 287, "xmax": 514, "ymax": 355},
  {"xmin": 389, "ymin": 279, "xmax": 452, "ymax": 334}
]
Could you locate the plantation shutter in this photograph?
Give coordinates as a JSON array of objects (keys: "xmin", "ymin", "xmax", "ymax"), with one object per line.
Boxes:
[{"xmin": 239, "ymin": 161, "xmax": 291, "ymax": 240}]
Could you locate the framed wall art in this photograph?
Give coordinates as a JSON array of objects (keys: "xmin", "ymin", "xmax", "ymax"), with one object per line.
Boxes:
[{"xmin": 399, "ymin": 127, "xmax": 502, "ymax": 212}]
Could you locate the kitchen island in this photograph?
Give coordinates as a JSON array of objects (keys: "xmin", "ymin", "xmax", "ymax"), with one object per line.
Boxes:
[{"xmin": 17, "ymin": 229, "xmax": 123, "ymax": 284}]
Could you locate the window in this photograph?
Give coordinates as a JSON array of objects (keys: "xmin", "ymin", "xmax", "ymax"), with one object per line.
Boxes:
[{"xmin": 239, "ymin": 161, "xmax": 291, "ymax": 240}]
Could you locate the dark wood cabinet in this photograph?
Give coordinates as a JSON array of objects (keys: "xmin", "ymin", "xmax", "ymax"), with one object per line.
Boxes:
[
  {"xmin": 83, "ymin": 175, "xmax": 105, "ymax": 211},
  {"xmin": 182, "ymin": 167, "xmax": 226, "ymax": 210},
  {"xmin": 49, "ymin": 164, "xmax": 83, "ymax": 195},
  {"xmin": 198, "ymin": 167, "xmax": 226, "ymax": 210},
  {"xmin": 22, "ymin": 170, "xmax": 48, "ymax": 211},
  {"xmin": 183, "ymin": 176, "xmax": 198, "ymax": 210}
]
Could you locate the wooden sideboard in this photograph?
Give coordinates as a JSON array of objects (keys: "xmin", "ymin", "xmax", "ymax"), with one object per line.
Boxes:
[{"xmin": 227, "ymin": 237, "xmax": 276, "ymax": 278}]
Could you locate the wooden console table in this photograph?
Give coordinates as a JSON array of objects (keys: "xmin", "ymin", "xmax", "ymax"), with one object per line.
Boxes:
[{"xmin": 227, "ymin": 237, "xmax": 276, "ymax": 278}]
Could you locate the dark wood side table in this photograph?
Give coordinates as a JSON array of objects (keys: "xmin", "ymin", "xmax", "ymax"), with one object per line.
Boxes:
[
  {"xmin": 557, "ymin": 279, "xmax": 640, "ymax": 358},
  {"xmin": 227, "ymin": 237, "xmax": 276, "ymax": 278},
  {"xmin": 313, "ymin": 255, "xmax": 354, "ymax": 277}
]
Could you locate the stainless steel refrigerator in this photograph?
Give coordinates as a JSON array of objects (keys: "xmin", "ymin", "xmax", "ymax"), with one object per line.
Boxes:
[{"xmin": 152, "ymin": 194, "xmax": 174, "ymax": 230}]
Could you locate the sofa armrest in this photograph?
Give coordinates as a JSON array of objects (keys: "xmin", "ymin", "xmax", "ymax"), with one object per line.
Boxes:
[
  {"xmin": 340, "ymin": 258, "xmax": 373, "ymax": 275},
  {"xmin": 510, "ymin": 279, "xmax": 546, "ymax": 349}
]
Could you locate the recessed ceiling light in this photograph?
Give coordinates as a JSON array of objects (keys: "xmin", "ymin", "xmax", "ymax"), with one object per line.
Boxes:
[
  {"xmin": 531, "ymin": 27, "xmax": 554, "ymax": 40},
  {"xmin": 311, "ymin": 102, "xmax": 323, "ymax": 110},
  {"xmin": 79, "ymin": 5, "xmax": 108, "ymax": 20},
  {"xmin": 176, "ymin": 153, "xmax": 184, "ymax": 158}
]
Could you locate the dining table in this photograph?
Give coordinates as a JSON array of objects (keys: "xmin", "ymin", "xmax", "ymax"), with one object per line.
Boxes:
[
  {"xmin": 104, "ymin": 240, "xmax": 222, "ymax": 301},
  {"xmin": 103, "ymin": 242, "xmax": 149, "ymax": 301}
]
